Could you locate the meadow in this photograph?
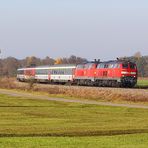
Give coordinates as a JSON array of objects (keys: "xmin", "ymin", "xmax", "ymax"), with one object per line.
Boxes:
[
  {"xmin": 0, "ymin": 93, "xmax": 148, "ymax": 147},
  {"xmin": 137, "ymin": 77, "xmax": 148, "ymax": 87}
]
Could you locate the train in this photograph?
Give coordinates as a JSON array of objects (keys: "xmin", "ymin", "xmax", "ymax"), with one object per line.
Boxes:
[{"xmin": 17, "ymin": 59, "xmax": 138, "ymax": 88}]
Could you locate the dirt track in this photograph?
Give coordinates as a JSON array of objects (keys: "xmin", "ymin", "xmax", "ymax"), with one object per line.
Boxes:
[{"xmin": 0, "ymin": 89, "xmax": 148, "ymax": 109}]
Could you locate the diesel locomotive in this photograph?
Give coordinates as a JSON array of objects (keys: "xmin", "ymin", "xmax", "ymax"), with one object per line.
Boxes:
[{"xmin": 17, "ymin": 59, "xmax": 137, "ymax": 88}]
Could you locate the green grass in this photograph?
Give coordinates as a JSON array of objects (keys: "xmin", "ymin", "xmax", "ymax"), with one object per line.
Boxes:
[
  {"xmin": 0, "ymin": 134, "xmax": 148, "ymax": 148},
  {"xmin": 137, "ymin": 78, "xmax": 148, "ymax": 87},
  {"xmin": 0, "ymin": 93, "xmax": 148, "ymax": 147}
]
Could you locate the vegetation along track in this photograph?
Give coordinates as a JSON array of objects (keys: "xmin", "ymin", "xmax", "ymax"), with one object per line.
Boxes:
[{"xmin": 0, "ymin": 78, "xmax": 148, "ymax": 103}]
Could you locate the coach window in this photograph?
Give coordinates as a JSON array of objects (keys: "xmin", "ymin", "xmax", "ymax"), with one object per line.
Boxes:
[
  {"xmin": 64, "ymin": 69, "xmax": 67, "ymax": 74},
  {"xmin": 65, "ymin": 69, "xmax": 68, "ymax": 75},
  {"xmin": 59, "ymin": 69, "xmax": 61, "ymax": 74},
  {"xmin": 57, "ymin": 69, "xmax": 60, "ymax": 74},
  {"xmin": 51, "ymin": 69, "xmax": 53, "ymax": 74},
  {"xmin": 61, "ymin": 69, "xmax": 63, "ymax": 75},
  {"xmin": 38, "ymin": 69, "xmax": 42, "ymax": 74},
  {"xmin": 70, "ymin": 69, "xmax": 72, "ymax": 74},
  {"xmin": 66, "ymin": 69, "xmax": 68, "ymax": 75},
  {"xmin": 62, "ymin": 69, "xmax": 65, "ymax": 75},
  {"xmin": 54, "ymin": 70, "xmax": 57, "ymax": 74},
  {"xmin": 53, "ymin": 70, "xmax": 57, "ymax": 75},
  {"xmin": 40, "ymin": 70, "xmax": 43, "ymax": 74},
  {"xmin": 45, "ymin": 69, "xmax": 48, "ymax": 74},
  {"xmin": 58, "ymin": 69, "xmax": 61, "ymax": 75},
  {"xmin": 58, "ymin": 69, "xmax": 61, "ymax": 74},
  {"xmin": 67, "ymin": 69, "xmax": 69, "ymax": 75},
  {"xmin": 40, "ymin": 70, "xmax": 42, "ymax": 74},
  {"xmin": 58, "ymin": 69, "xmax": 60, "ymax": 74},
  {"xmin": 36, "ymin": 70, "xmax": 38, "ymax": 74}
]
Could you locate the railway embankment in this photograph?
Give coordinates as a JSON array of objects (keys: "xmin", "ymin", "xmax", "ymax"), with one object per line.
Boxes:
[{"xmin": 0, "ymin": 77, "xmax": 148, "ymax": 103}]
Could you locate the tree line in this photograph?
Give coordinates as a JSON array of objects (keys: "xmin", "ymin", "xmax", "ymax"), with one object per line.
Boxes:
[
  {"xmin": 0, "ymin": 55, "xmax": 87, "ymax": 77},
  {"xmin": 0, "ymin": 54, "xmax": 147, "ymax": 77}
]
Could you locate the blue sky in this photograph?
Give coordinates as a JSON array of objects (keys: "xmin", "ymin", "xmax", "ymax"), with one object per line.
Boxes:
[{"xmin": 0, "ymin": 0, "xmax": 148, "ymax": 60}]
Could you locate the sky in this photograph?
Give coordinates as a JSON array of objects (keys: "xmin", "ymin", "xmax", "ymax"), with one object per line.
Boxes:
[{"xmin": 0, "ymin": 0, "xmax": 148, "ymax": 61}]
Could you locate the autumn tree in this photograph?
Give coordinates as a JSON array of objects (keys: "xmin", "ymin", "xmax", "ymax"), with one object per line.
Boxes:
[
  {"xmin": 54, "ymin": 58, "xmax": 62, "ymax": 64},
  {"xmin": 26, "ymin": 56, "xmax": 41, "ymax": 67}
]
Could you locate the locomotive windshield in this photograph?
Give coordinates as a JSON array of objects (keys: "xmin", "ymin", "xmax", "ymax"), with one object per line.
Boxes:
[
  {"xmin": 129, "ymin": 63, "xmax": 136, "ymax": 69},
  {"xmin": 122, "ymin": 62, "xmax": 136, "ymax": 69},
  {"xmin": 122, "ymin": 63, "xmax": 128, "ymax": 69}
]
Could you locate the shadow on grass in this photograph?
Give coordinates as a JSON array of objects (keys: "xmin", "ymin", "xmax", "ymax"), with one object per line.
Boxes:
[
  {"xmin": 135, "ymin": 86, "xmax": 148, "ymax": 89},
  {"xmin": 0, "ymin": 129, "xmax": 148, "ymax": 138},
  {"xmin": 0, "ymin": 106, "xmax": 52, "ymax": 108}
]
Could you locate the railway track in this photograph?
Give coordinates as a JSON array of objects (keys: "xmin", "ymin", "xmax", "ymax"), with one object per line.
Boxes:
[{"xmin": 15, "ymin": 80, "xmax": 148, "ymax": 90}]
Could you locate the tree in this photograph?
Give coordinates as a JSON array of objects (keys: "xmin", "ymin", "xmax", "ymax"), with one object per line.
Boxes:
[
  {"xmin": 26, "ymin": 56, "xmax": 41, "ymax": 67},
  {"xmin": 54, "ymin": 58, "xmax": 62, "ymax": 64},
  {"xmin": 42, "ymin": 56, "xmax": 55, "ymax": 65},
  {"xmin": 136, "ymin": 57, "xmax": 147, "ymax": 77},
  {"xmin": 2, "ymin": 57, "xmax": 20, "ymax": 76},
  {"xmin": 134, "ymin": 51, "xmax": 142, "ymax": 59}
]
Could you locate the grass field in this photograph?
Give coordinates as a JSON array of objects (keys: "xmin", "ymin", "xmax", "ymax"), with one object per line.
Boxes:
[
  {"xmin": 137, "ymin": 78, "xmax": 148, "ymax": 87},
  {"xmin": 0, "ymin": 134, "xmax": 148, "ymax": 148},
  {"xmin": 0, "ymin": 93, "xmax": 148, "ymax": 147}
]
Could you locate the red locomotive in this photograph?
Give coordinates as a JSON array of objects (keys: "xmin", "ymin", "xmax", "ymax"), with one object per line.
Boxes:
[
  {"xmin": 74, "ymin": 60, "xmax": 137, "ymax": 87},
  {"xmin": 17, "ymin": 59, "xmax": 137, "ymax": 87}
]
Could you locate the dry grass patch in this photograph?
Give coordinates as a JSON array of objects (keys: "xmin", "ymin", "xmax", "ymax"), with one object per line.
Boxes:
[{"xmin": 0, "ymin": 77, "xmax": 148, "ymax": 103}]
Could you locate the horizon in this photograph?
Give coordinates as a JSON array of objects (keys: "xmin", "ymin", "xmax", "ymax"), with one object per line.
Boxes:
[{"xmin": 0, "ymin": 52, "xmax": 147, "ymax": 62}]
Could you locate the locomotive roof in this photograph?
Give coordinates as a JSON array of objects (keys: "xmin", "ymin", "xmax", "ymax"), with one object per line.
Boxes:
[
  {"xmin": 75, "ymin": 60, "xmax": 135, "ymax": 67},
  {"xmin": 49, "ymin": 64, "xmax": 76, "ymax": 67}
]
